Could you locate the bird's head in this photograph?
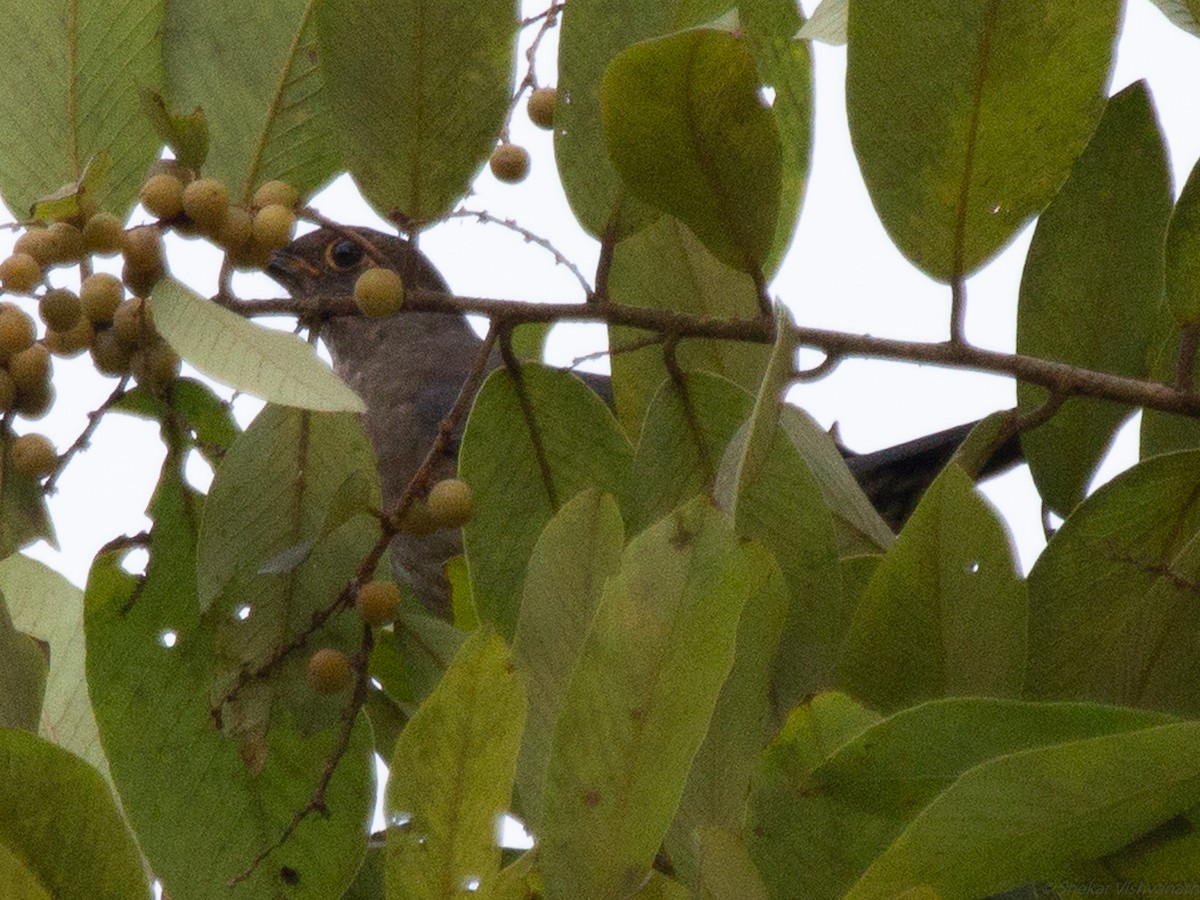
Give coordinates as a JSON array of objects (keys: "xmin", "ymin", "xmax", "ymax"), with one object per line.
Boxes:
[{"xmin": 267, "ymin": 226, "xmax": 449, "ymax": 315}]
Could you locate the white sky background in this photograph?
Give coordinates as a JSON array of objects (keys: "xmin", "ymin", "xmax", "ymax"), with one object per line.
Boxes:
[{"xmin": 10, "ymin": 0, "xmax": 1200, "ymax": 588}]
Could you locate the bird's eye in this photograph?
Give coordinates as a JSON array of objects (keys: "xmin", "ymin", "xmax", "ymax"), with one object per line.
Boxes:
[{"xmin": 326, "ymin": 239, "xmax": 364, "ymax": 270}]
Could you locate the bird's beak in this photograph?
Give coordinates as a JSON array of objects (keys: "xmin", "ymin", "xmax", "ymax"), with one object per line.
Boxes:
[{"xmin": 266, "ymin": 247, "xmax": 319, "ymax": 294}]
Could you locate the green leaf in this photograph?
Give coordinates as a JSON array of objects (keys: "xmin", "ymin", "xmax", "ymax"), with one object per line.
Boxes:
[
  {"xmin": 628, "ymin": 372, "xmax": 755, "ymax": 532},
  {"xmin": 740, "ymin": 0, "xmax": 814, "ymax": 275},
  {"xmin": 0, "ymin": 555, "xmax": 109, "ymax": 784},
  {"xmin": 540, "ymin": 497, "xmax": 752, "ymax": 899},
  {"xmin": 30, "ymin": 153, "xmax": 112, "ymax": 223},
  {"xmin": 664, "ymin": 543, "xmax": 786, "ymax": 884},
  {"xmin": 163, "ymin": 0, "xmax": 340, "ymax": 199},
  {"xmin": 460, "ymin": 363, "xmax": 632, "ymax": 639},
  {"xmin": 745, "ymin": 692, "xmax": 884, "ymax": 900},
  {"xmin": 390, "ymin": 611, "xmax": 468, "ymax": 708},
  {"xmin": 838, "ymin": 464, "xmax": 1027, "ymax": 712},
  {"xmin": 0, "ymin": 0, "xmax": 164, "ymax": 219},
  {"xmin": 0, "ymin": 591, "xmax": 47, "ymax": 732},
  {"xmin": 149, "ymin": 278, "xmax": 365, "ymax": 413},
  {"xmin": 316, "ymin": 0, "xmax": 517, "ymax": 224},
  {"xmin": 846, "ymin": 0, "xmax": 1120, "ymax": 280},
  {"xmin": 113, "ymin": 377, "xmax": 241, "ymax": 464},
  {"xmin": 607, "ymin": 217, "xmax": 769, "ymax": 438},
  {"xmin": 602, "ymin": 29, "xmax": 781, "ymax": 274},
  {"xmin": 696, "ymin": 827, "xmax": 771, "ymax": 900},
  {"xmin": 716, "ymin": 408, "xmax": 846, "ymax": 713},
  {"xmin": 512, "ymin": 488, "xmax": 625, "ymax": 829},
  {"xmin": 138, "ymin": 87, "xmax": 208, "ymax": 170},
  {"xmin": 807, "ymin": 698, "xmax": 1173, "ymax": 818},
  {"xmin": 386, "ymin": 630, "xmax": 526, "ymax": 900},
  {"xmin": 555, "ymin": 0, "xmax": 730, "ymax": 239},
  {"xmin": 844, "ymin": 722, "xmax": 1200, "ymax": 899},
  {"xmin": 1166, "ymin": 155, "xmax": 1200, "ymax": 326},
  {"xmin": 1017, "ymin": 81, "xmax": 1173, "ymax": 514},
  {"xmin": 1026, "ymin": 449, "xmax": 1200, "ymax": 715},
  {"xmin": 796, "ymin": 0, "xmax": 847, "ymax": 44},
  {"xmin": 0, "ymin": 730, "xmax": 149, "ymax": 900},
  {"xmin": 86, "ymin": 454, "xmax": 373, "ymax": 899},
  {"xmin": 1146, "ymin": 0, "xmax": 1200, "ymax": 38}
]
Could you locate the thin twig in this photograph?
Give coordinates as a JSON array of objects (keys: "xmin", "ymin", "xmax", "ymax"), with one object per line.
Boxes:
[
  {"xmin": 448, "ymin": 207, "xmax": 592, "ymax": 299},
  {"xmin": 43, "ymin": 377, "xmax": 130, "ymax": 494},
  {"xmin": 1176, "ymin": 324, "xmax": 1199, "ymax": 393}
]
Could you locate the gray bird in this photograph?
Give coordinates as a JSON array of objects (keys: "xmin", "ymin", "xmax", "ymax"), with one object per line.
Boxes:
[{"xmin": 268, "ymin": 226, "xmax": 1020, "ymax": 615}]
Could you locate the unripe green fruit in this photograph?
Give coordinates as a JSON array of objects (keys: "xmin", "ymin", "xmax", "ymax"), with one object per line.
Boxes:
[
  {"xmin": 11, "ymin": 433, "xmax": 56, "ymax": 478},
  {"xmin": 251, "ymin": 204, "xmax": 296, "ymax": 250},
  {"xmin": 43, "ymin": 316, "xmax": 93, "ymax": 358},
  {"xmin": 307, "ymin": 648, "xmax": 352, "ymax": 694},
  {"xmin": 428, "ymin": 478, "xmax": 473, "ymax": 528},
  {"xmin": 356, "ymin": 580, "xmax": 401, "ymax": 627},
  {"xmin": 90, "ymin": 328, "xmax": 133, "ymax": 376},
  {"xmin": 252, "ymin": 180, "xmax": 299, "ymax": 210},
  {"xmin": 14, "ymin": 380, "xmax": 53, "ymax": 419},
  {"xmin": 121, "ymin": 225, "xmax": 164, "ymax": 272},
  {"xmin": 181, "ymin": 177, "xmax": 229, "ymax": 230},
  {"xmin": 39, "ymin": 288, "xmax": 82, "ymax": 331},
  {"xmin": 489, "ymin": 143, "xmax": 530, "ymax": 184},
  {"xmin": 0, "ymin": 254, "xmax": 42, "ymax": 293},
  {"xmin": 141, "ymin": 173, "xmax": 185, "ymax": 220},
  {"xmin": 527, "ymin": 87, "xmax": 556, "ymax": 130},
  {"xmin": 0, "ymin": 307, "xmax": 35, "ymax": 362},
  {"xmin": 8, "ymin": 343, "xmax": 50, "ymax": 393},
  {"xmin": 354, "ymin": 267, "xmax": 405, "ymax": 317},
  {"xmin": 82, "ymin": 212, "xmax": 125, "ymax": 255},
  {"xmin": 80, "ymin": 273, "xmax": 124, "ymax": 324}
]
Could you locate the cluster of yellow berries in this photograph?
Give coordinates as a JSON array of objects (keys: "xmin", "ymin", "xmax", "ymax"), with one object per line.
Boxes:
[{"xmin": 306, "ymin": 477, "xmax": 473, "ymax": 694}]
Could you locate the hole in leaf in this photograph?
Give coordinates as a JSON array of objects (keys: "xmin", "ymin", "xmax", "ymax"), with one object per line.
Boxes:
[
  {"xmin": 159, "ymin": 629, "xmax": 178, "ymax": 649},
  {"xmin": 964, "ymin": 561, "xmax": 980, "ymax": 574},
  {"xmin": 235, "ymin": 605, "xmax": 251, "ymax": 621},
  {"xmin": 121, "ymin": 548, "xmax": 149, "ymax": 576}
]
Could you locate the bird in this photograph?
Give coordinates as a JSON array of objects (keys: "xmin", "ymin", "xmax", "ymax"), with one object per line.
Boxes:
[{"xmin": 268, "ymin": 226, "xmax": 1021, "ymax": 615}]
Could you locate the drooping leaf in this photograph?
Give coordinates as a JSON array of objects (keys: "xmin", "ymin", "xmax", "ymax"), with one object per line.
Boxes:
[
  {"xmin": 607, "ymin": 217, "xmax": 769, "ymax": 439},
  {"xmin": 460, "ymin": 363, "xmax": 631, "ymax": 638},
  {"xmin": 664, "ymin": 543, "xmax": 786, "ymax": 884},
  {"xmin": 0, "ymin": 555, "xmax": 107, "ymax": 780},
  {"xmin": 540, "ymin": 497, "xmax": 752, "ymax": 899},
  {"xmin": 0, "ymin": 591, "xmax": 47, "ymax": 732},
  {"xmin": 0, "ymin": 729, "xmax": 149, "ymax": 900},
  {"xmin": 512, "ymin": 488, "xmax": 625, "ymax": 829},
  {"xmin": 86, "ymin": 452, "xmax": 373, "ymax": 899},
  {"xmin": 386, "ymin": 630, "xmax": 526, "ymax": 900},
  {"xmin": 844, "ymin": 722, "xmax": 1200, "ymax": 899},
  {"xmin": 163, "ymin": 0, "xmax": 339, "ymax": 199},
  {"xmin": 1026, "ymin": 449, "xmax": 1200, "ymax": 716},
  {"xmin": 555, "ymin": 0, "xmax": 733, "ymax": 239},
  {"xmin": 838, "ymin": 464, "xmax": 1027, "ymax": 713},
  {"xmin": 846, "ymin": 0, "xmax": 1120, "ymax": 280},
  {"xmin": 150, "ymin": 278, "xmax": 365, "ymax": 413},
  {"xmin": 1017, "ymin": 81, "xmax": 1173, "ymax": 514},
  {"xmin": 138, "ymin": 87, "xmax": 209, "ymax": 170},
  {"xmin": 602, "ymin": 29, "xmax": 782, "ymax": 274},
  {"xmin": 316, "ymin": 0, "xmax": 517, "ymax": 224},
  {"xmin": 0, "ymin": 0, "xmax": 164, "ymax": 219}
]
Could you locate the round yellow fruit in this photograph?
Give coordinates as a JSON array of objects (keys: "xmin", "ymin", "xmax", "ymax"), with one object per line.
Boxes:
[
  {"xmin": 80, "ymin": 273, "xmax": 124, "ymax": 324},
  {"xmin": 140, "ymin": 173, "xmax": 185, "ymax": 220},
  {"xmin": 82, "ymin": 213, "xmax": 125, "ymax": 255},
  {"xmin": 8, "ymin": 343, "xmax": 50, "ymax": 393},
  {"xmin": 0, "ymin": 254, "xmax": 42, "ymax": 294},
  {"xmin": 356, "ymin": 581, "xmax": 401, "ymax": 627},
  {"xmin": 90, "ymin": 328, "xmax": 133, "ymax": 376},
  {"xmin": 252, "ymin": 180, "xmax": 299, "ymax": 210},
  {"xmin": 428, "ymin": 478, "xmax": 473, "ymax": 528},
  {"xmin": 11, "ymin": 433, "xmax": 56, "ymax": 478},
  {"xmin": 354, "ymin": 267, "xmax": 405, "ymax": 317},
  {"xmin": 251, "ymin": 204, "xmax": 296, "ymax": 250},
  {"xmin": 0, "ymin": 307, "xmax": 35, "ymax": 361},
  {"xmin": 307, "ymin": 648, "xmax": 352, "ymax": 694},
  {"xmin": 181, "ymin": 177, "xmax": 229, "ymax": 230},
  {"xmin": 39, "ymin": 288, "xmax": 82, "ymax": 332},
  {"xmin": 489, "ymin": 143, "xmax": 531, "ymax": 184},
  {"xmin": 43, "ymin": 317, "xmax": 93, "ymax": 358},
  {"xmin": 527, "ymin": 87, "xmax": 556, "ymax": 130}
]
